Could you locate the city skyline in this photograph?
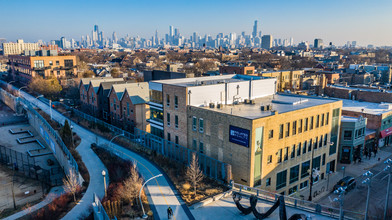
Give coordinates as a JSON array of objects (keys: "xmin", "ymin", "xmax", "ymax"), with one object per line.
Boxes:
[{"xmin": 1, "ymin": 0, "xmax": 392, "ymax": 46}]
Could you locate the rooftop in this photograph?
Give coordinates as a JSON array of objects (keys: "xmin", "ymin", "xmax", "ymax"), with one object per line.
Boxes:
[
  {"xmin": 342, "ymin": 99, "xmax": 392, "ymax": 115},
  {"xmin": 197, "ymin": 93, "xmax": 338, "ymax": 120},
  {"xmin": 341, "ymin": 116, "xmax": 361, "ymax": 122},
  {"xmin": 151, "ymin": 74, "xmax": 263, "ymax": 87}
]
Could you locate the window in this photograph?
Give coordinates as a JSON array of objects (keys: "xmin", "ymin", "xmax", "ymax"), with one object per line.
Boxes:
[
  {"xmin": 199, "ymin": 118, "xmax": 204, "ymax": 133},
  {"xmin": 322, "ymin": 153, "xmax": 326, "ymax": 166},
  {"xmin": 167, "ymin": 113, "xmax": 171, "ymax": 126},
  {"xmin": 298, "ymin": 119, "xmax": 303, "ymax": 133},
  {"xmin": 312, "ymin": 156, "xmax": 321, "ymax": 170},
  {"xmin": 285, "ymin": 123, "xmax": 290, "ymax": 137},
  {"xmin": 269, "ymin": 130, "xmax": 274, "ymax": 139},
  {"xmin": 174, "ymin": 95, "xmax": 178, "ymax": 108},
  {"xmin": 324, "ymin": 134, "xmax": 328, "ymax": 146},
  {"xmin": 267, "ymin": 155, "xmax": 272, "ymax": 164},
  {"xmin": 127, "ymin": 103, "xmax": 130, "ymax": 116},
  {"xmin": 279, "ymin": 124, "xmax": 284, "ymax": 139},
  {"xmin": 199, "ymin": 141, "xmax": 204, "ymax": 154},
  {"xmin": 301, "ymin": 161, "xmax": 310, "ymax": 178},
  {"xmin": 290, "ymin": 165, "xmax": 300, "ymax": 184},
  {"xmin": 175, "ymin": 115, "xmax": 178, "ymax": 129},
  {"xmin": 310, "ymin": 116, "xmax": 314, "ymax": 130},
  {"xmin": 167, "ymin": 133, "xmax": 171, "ymax": 142},
  {"xmin": 319, "ymin": 135, "xmax": 323, "ymax": 148},
  {"xmin": 308, "ymin": 139, "xmax": 312, "ymax": 152},
  {"xmin": 33, "ymin": 60, "xmax": 44, "ymax": 68},
  {"xmin": 192, "ymin": 139, "xmax": 197, "ymax": 150},
  {"xmin": 344, "ymin": 130, "xmax": 352, "ymax": 140},
  {"xmin": 166, "ymin": 94, "xmax": 170, "ymax": 107},
  {"xmin": 64, "ymin": 59, "xmax": 73, "ymax": 67},
  {"xmin": 326, "ymin": 112, "xmax": 329, "ymax": 125},
  {"xmin": 266, "ymin": 178, "xmax": 271, "ymax": 186},
  {"xmin": 284, "ymin": 147, "xmax": 289, "ymax": 161},
  {"xmin": 316, "ymin": 115, "xmax": 320, "ymax": 128},
  {"xmin": 277, "ymin": 149, "xmax": 282, "ymax": 163},
  {"xmin": 192, "ymin": 116, "xmax": 197, "ymax": 130},
  {"xmin": 303, "ymin": 141, "xmax": 307, "ymax": 154},
  {"xmin": 304, "ymin": 118, "xmax": 308, "ymax": 131},
  {"xmin": 56, "ymin": 60, "xmax": 60, "ymax": 65},
  {"xmin": 314, "ymin": 137, "xmax": 318, "ymax": 150},
  {"xmin": 333, "ymin": 108, "xmax": 340, "ymax": 117},
  {"xmin": 300, "ymin": 180, "xmax": 308, "ymax": 189},
  {"xmin": 49, "ymin": 60, "xmax": 53, "ymax": 66},
  {"xmin": 321, "ymin": 114, "xmax": 325, "ymax": 126},
  {"xmin": 292, "ymin": 121, "xmax": 297, "ymax": 135},
  {"xmin": 296, "ymin": 143, "xmax": 301, "ymax": 157},
  {"xmin": 276, "ymin": 170, "xmax": 287, "ymax": 190},
  {"xmin": 175, "ymin": 136, "xmax": 179, "ymax": 145},
  {"xmin": 289, "ymin": 185, "xmax": 298, "ymax": 195},
  {"xmin": 291, "ymin": 145, "xmax": 295, "ymax": 158}
]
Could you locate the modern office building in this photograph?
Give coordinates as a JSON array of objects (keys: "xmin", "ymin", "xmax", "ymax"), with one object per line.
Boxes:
[
  {"xmin": 2, "ymin": 39, "xmax": 39, "ymax": 55},
  {"xmin": 261, "ymin": 35, "xmax": 273, "ymax": 49},
  {"xmin": 147, "ymin": 74, "xmax": 277, "ymax": 146},
  {"xmin": 187, "ymin": 93, "xmax": 342, "ymax": 196},
  {"xmin": 314, "ymin": 39, "xmax": 324, "ymax": 49},
  {"xmin": 9, "ymin": 50, "xmax": 77, "ymax": 84}
]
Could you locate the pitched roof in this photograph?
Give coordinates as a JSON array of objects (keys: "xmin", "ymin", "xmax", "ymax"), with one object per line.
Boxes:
[
  {"xmin": 88, "ymin": 78, "xmax": 124, "ymax": 94},
  {"xmin": 79, "ymin": 77, "xmax": 115, "ymax": 90},
  {"xmin": 109, "ymin": 82, "xmax": 149, "ymax": 104}
]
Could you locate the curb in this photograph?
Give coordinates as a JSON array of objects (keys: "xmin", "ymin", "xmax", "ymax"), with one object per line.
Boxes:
[{"xmin": 190, "ymin": 190, "xmax": 232, "ymax": 210}]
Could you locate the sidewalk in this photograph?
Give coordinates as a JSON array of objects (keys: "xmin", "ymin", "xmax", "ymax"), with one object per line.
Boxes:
[{"xmin": 2, "ymin": 186, "xmax": 64, "ymax": 220}]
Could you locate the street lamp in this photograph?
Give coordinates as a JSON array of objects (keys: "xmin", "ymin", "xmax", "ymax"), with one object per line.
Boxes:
[
  {"xmin": 333, "ymin": 187, "xmax": 346, "ymax": 220},
  {"xmin": 139, "ymin": 174, "xmax": 163, "ymax": 218},
  {"xmin": 102, "ymin": 170, "xmax": 107, "ymax": 198},
  {"xmin": 362, "ymin": 171, "xmax": 373, "ymax": 220},
  {"xmin": 109, "ymin": 133, "xmax": 125, "ymax": 148},
  {"xmin": 35, "ymin": 95, "xmax": 43, "ymax": 106},
  {"xmin": 18, "ymin": 86, "xmax": 27, "ymax": 97},
  {"xmin": 383, "ymin": 158, "xmax": 392, "ymax": 220}
]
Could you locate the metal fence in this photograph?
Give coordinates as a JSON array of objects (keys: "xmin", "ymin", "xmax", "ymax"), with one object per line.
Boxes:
[
  {"xmin": 231, "ymin": 181, "xmax": 365, "ymax": 220},
  {"xmin": 92, "ymin": 193, "xmax": 110, "ymax": 220},
  {"xmin": 59, "ymin": 103, "xmax": 230, "ymax": 183},
  {"xmin": 0, "ymin": 145, "xmax": 62, "ymax": 186}
]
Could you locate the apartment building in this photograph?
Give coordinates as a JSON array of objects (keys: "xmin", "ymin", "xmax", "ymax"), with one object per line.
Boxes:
[
  {"xmin": 108, "ymin": 83, "xmax": 150, "ymax": 132},
  {"xmin": 2, "ymin": 39, "xmax": 39, "ymax": 55},
  {"xmin": 219, "ymin": 65, "xmax": 255, "ymax": 75},
  {"xmin": 147, "ymin": 74, "xmax": 277, "ymax": 146},
  {"xmin": 187, "ymin": 93, "xmax": 342, "ymax": 197},
  {"xmin": 259, "ymin": 70, "xmax": 304, "ymax": 92},
  {"xmin": 9, "ymin": 50, "xmax": 77, "ymax": 84}
]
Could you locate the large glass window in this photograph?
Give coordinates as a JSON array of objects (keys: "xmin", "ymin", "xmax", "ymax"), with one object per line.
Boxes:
[
  {"xmin": 149, "ymin": 90, "xmax": 163, "ymax": 104},
  {"xmin": 276, "ymin": 170, "xmax": 287, "ymax": 190},
  {"xmin": 33, "ymin": 60, "xmax": 44, "ymax": 68},
  {"xmin": 150, "ymin": 107, "xmax": 163, "ymax": 123},
  {"xmin": 64, "ymin": 59, "xmax": 73, "ymax": 67},
  {"xmin": 290, "ymin": 165, "xmax": 300, "ymax": 184},
  {"xmin": 344, "ymin": 130, "xmax": 352, "ymax": 140},
  {"xmin": 301, "ymin": 160, "xmax": 310, "ymax": 178}
]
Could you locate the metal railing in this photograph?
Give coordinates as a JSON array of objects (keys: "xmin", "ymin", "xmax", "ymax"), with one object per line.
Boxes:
[
  {"xmin": 92, "ymin": 193, "xmax": 110, "ymax": 220},
  {"xmin": 231, "ymin": 181, "xmax": 365, "ymax": 220}
]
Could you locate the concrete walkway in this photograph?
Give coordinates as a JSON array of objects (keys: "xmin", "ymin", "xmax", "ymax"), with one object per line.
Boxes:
[
  {"xmin": 2, "ymin": 186, "xmax": 64, "ymax": 220},
  {"xmin": 20, "ymin": 91, "xmax": 194, "ymax": 220}
]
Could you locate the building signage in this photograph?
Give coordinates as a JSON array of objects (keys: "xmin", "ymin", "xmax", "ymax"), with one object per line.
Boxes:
[{"xmin": 229, "ymin": 125, "xmax": 250, "ymax": 147}]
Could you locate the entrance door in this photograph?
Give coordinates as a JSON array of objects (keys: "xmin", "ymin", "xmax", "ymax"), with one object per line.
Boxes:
[{"xmin": 341, "ymin": 146, "xmax": 351, "ymax": 163}]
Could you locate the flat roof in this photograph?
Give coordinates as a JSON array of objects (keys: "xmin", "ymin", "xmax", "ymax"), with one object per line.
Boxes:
[
  {"xmin": 341, "ymin": 116, "xmax": 360, "ymax": 122},
  {"xmin": 197, "ymin": 93, "xmax": 339, "ymax": 120},
  {"xmin": 342, "ymin": 99, "xmax": 392, "ymax": 115},
  {"xmin": 329, "ymin": 85, "xmax": 392, "ymax": 94},
  {"xmin": 151, "ymin": 74, "xmax": 263, "ymax": 87}
]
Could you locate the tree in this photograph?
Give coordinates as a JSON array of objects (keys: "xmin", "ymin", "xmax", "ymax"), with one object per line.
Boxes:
[
  {"xmin": 82, "ymin": 70, "xmax": 95, "ymax": 78},
  {"xmin": 63, "ymin": 169, "xmax": 80, "ymax": 202},
  {"xmin": 119, "ymin": 163, "xmax": 143, "ymax": 205},
  {"xmin": 186, "ymin": 153, "xmax": 204, "ymax": 196},
  {"xmin": 28, "ymin": 75, "xmax": 62, "ymax": 99},
  {"xmin": 110, "ymin": 68, "xmax": 121, "ymax": 78},
  {"xmin": 60, "ymin": 120, "xmax": 73, "ymax": 149}
]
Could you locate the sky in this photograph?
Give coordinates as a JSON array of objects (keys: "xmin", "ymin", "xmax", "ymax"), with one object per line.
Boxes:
[{"xmin": 1, "ymin": 0, "xmax": 392, "ymax": 46}]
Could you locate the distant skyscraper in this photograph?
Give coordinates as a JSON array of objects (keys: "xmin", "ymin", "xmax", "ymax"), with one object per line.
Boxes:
[
  {"xmin": 92, "ymin": 25, "xmax": 99, "ymax": 42},
  {"xmin": 155, "ymin": 30, "xmax": 159, "ymax": 45},
  {"xmin": 261, "ymin": 35, "xmax": 273, "ymax": 49},
  {"xmin": 252, "ymin": 20, "xmax": 258, "ymax": 38},
  {"xmin": 169, "ymin": 26, "xmax": 174, "ymax": 37},
  {"xmin": 112, "ymin": 32, "xmax": 117, "ymax": 43},
  {"xmin": 174, "ymin": 28, "xmax": 179, "ymax": 37},
  {"xmin": 314, "ymin": 38, "xmax": 323, "ymax": 49}
]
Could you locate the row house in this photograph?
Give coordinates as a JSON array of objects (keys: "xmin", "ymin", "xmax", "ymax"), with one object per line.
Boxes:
[{"xmin": 108, "ymin": 83, "xmax": 150, "ymax": 132}]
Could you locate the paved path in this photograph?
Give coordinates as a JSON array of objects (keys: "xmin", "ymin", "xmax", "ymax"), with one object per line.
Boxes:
[
  {"xmin": 20, "ymin": 91, "xmax": 194, "ymax": 220},
  {"xmin": 2, "ymin": 186, "xmax": 64, "ymax": 220}
]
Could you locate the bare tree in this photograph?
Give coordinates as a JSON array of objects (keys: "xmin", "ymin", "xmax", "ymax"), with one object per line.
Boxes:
[
  {"xmin": 63, "ymin": 169, "xmax": 80, "ymax": 202},
  {"xmin": 186, "ymin": 153, "xmax": 204, "ymax": 196},
  {"xmin": 120, "ymin": 163, "xmax": 143, "ymax": 205}
]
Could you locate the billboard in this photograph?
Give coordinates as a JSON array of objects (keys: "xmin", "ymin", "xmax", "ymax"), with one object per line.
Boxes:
[{"xmin": 229, "ymin": 125, "xmax": 250, "ymax": 148}]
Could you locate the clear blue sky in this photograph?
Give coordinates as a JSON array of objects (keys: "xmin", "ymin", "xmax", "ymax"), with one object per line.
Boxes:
[{"xmin": 1, "ymin": 0, "xmax": 391, "ymax": 46}]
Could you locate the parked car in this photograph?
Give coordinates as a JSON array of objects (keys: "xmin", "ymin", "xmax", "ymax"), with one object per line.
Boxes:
[{"xmin": 333, "ymin": 176, "xmax": 356, "ymax": 193}]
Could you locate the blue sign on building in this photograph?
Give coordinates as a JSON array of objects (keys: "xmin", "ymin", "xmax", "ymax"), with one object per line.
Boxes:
[{"xmin": 229, "ymin": 125, "xmax": 250, "ymax": 148}]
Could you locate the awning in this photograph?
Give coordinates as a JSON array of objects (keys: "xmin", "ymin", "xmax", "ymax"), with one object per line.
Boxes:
[{"xmin": 380, "ymin": 128, "xmax": 392, "ymax": 138}]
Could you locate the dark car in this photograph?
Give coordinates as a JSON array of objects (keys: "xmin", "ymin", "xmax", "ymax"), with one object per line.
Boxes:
[{"xmin": 333, "ymin": 176, "xmax": 356, "ymax": 193}]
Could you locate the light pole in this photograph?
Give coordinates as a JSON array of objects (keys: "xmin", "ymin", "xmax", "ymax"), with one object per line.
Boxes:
[
  {"xmin": 384, "ymin": 158, "xmax": 392, "ymax": 220},
  {"xmin": 35, "ymin": 95, "xmax": 44, "ymax": 106},
  {"xmin": 18, "ymin": 86, "xmax": 27, "ymax": 97},
  {"xmin": 362, "ymin": 171, "xmax": 373, "ymax": 220},
  {"xmin": 333, "ymin": 187, "xmax": 346, "ymax": 220},
  {"xmin": 139, "ymin": 174, "xmax": 163, "ymax": 218},
  {"xmin": 109, "ymin": 133, "xmax": 125, "ymax": 148},
  {"xmin": 102, "ymin": 170, "xmax": 107, "ymax": 198},
  {"xmin": 341, "ymin": 166, "xmax": 345, "ymax": 179}
]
